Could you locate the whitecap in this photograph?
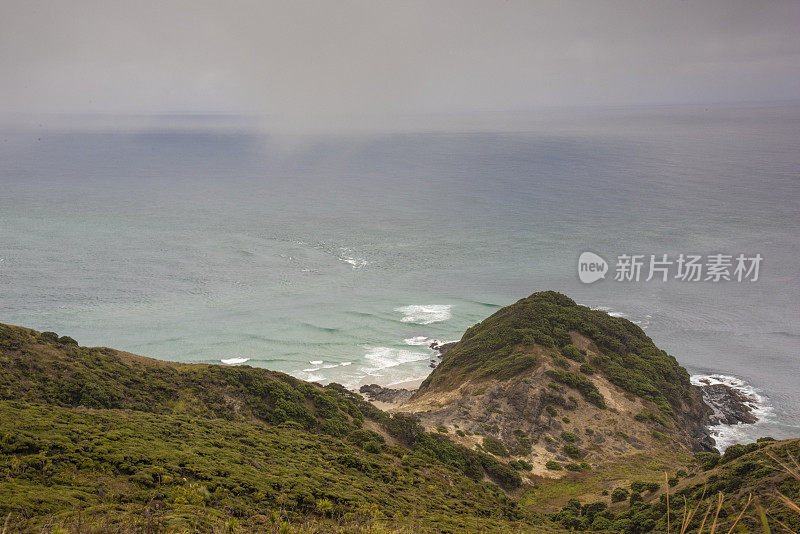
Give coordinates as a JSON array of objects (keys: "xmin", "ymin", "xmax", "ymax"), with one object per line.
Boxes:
[
  {"xmin": 302, "ymin": 367, "xmax": 320, "ymax": 372},
  {"xmin": 309, "ymin": 360, "xmax": 323, "ymax": 365},
  {"xmin": 221, "ymin": 357, "xmax": 250, "ymax": 365},
  {"xmin": 404, "ymin": 336, "xmax": 433, "ymax": 346},
  {"xmin": 395, "ymin": 304, "xmax": 452, "ymax": 325},
  {"xmin": 339, "ymin": 248, "xmax": 368, "ymax": 269},
  {"xmin": 360, "ymin": 346, "xmax": 430, "ymax": 375},
  {"xmin": 340, "ymin": 361, "xmax": 352, "ymax": 366}
]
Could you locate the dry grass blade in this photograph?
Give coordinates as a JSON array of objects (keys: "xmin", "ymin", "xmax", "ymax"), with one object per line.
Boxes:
[
  {"xmin": 697, "ymin": 500, "xmax": 714, "ymax": 533},
  {"xmin": 710, "ymin": 492, "xmax": 724, "ymax": 533},
  {"xmin": 1, "ymin": 513, "xmax": 9, "ymax": 534},
  {"xmin": 725, "ymin": 493, "xmax": 752, "ymax": 534},
  {"xmin": 776, "ymin": 492, "xmax": 800, "ymax": 514},
  {"xmin": 766, "ymin": 451, "xmax": 800, "ymax": 482},
  {"xmin": 681, "ymin": 487, "xmax": 707, "ymax": 534},
  {"xmin": 767, "ymin": 512, "xmax": 798, "ymax": 534},
  {"xmin": 682, "ymin": 496, "xmax": 688, "ymax": 532}
]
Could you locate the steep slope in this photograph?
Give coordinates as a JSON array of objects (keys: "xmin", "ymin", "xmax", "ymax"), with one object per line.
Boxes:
[{"xmin": 402, "ymin": 291, "xmax": 714, "ymax": 476}]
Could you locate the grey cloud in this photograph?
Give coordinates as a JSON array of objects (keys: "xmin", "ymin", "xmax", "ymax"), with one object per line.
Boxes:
[{"xmin": 1, "ymin": 0, "xmax": 798, "ymax": 122}]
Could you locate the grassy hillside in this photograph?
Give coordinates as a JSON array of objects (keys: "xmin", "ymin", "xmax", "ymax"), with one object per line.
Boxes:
[
  {"xmin": 1, "ymin": 310, "xmax": 797, "ymax": 533},
  {"xmin": 0, "ymin": 323, "xmax": 535, "ymax": 533},
  {"xmin": 419, "ymin": 291, "xmax": 698, "ymax": 417}
]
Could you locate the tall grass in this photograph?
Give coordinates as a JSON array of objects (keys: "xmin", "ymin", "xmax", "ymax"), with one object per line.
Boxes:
[{"xmin": 667, "ymin": 448, "xmax": 800, "ymax": 534}]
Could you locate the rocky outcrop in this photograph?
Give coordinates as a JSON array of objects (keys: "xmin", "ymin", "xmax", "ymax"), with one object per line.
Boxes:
[
  {"xmin": 359, "ymin": 384, "xmax": 414, "ymax": 404},
  {"xmin": 698, "ymin": 383, "xmax": 758, "ymax": 426}
]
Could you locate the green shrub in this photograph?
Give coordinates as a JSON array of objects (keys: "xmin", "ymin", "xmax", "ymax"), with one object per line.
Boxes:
[
  {"xmin": 563, "ymin": 444, "xmax": 583, "ymax": 459},
  {"xmin": 579, "ymin": 363, "xmax": 594, "ymax": 375},
  {"xmin": 651, "ymin": 430, "xmax": 665, "ymax": 441},
  {"xmin": 482, "ymin": 436, "xmax": 509, "ymax": 457},
  {"xmin": 546, "ymin": 369, "xmax": 606, "ymax": 408},
  {"xmin": 611, "ymin": 487, "xmax": 629, "ymax": 502},
  {"xmin": 348, "ymin": 429, "xmax": 386, "ymax": 448},
  {"xmin": 561, "ymin": 344, "xmax": 585, "ymax": 362},
  {"xmin": 436, "ymin": 425, "xmax": 448, "ymax": 433},
  {"xmin": 695, "ymin": 452, "xmax": 721, "ymax": 470},
  {"xmin": 39, "ymin": 331, "xmax": 59, "ymax": 343},
  {"xmin": 561, "ymin": 431, "xmax": 576, "ymax": 442},
  {"xmin": 363, "ymin": 441, "xmax": 382, "ymax": 454},
  {"xmin": 515, "ymin": 435, "xmax": 532, "ymax": 456},
  {"xmin": 546, "ymin": 405, "xmax": 557, "ymax": 417},
  {"xmin": 546, "ymin": 460, "xmax": 563, "ymax": 471},
  {"xmin": 517, "ymin": 459, "xmax": 533, "ymax": 471}
]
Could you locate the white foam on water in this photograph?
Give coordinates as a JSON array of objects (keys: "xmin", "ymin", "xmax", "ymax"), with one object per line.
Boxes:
[
  {"xmin": 404, "ymin": 336, "xmax": 434, "ymax": 346},
  {"xmin": 360, "ymin": 346, "xmax": 430, "ymax": 376},
  {"xmin": 339, "ymin": 247, "xmax": 368, "ymax": 269},
  {"xmin": 220, "ymin": 357, "xmax": 250, "ymax": 365},
  {"xmin": 395, "ymin": 304, "xmax": 452, "ymax": 325},
  {"xmin": 291, "ymin": 369, "xmax": 326, "ymax": 383},
  {"xmin": 340, "ymin": 361, "xmax": 352, "ymax": 366},
  {"xmin": 691, "ymin": 373, "xmax": 775, "ymax": 451},
  {"xmin": 309, "ymin": 360, "xmax": 323, "ymax": 365}
]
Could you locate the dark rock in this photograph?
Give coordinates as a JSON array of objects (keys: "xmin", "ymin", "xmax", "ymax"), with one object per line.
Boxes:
[
  {"xmin": 699, "ymin": 383, "xmax": 759, "ymax": 426},
  {"xmin": 430, "ymin": 341, "xmax": 458, "ymax": 358}
]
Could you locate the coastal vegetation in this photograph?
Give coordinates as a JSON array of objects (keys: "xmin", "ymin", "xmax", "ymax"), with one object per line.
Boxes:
[
  {"xmin": 419, "ymin": 291, "xmax": 693, "ymax": 417},
  {"xmin": 0, "ymin": 323, "xmax": 531, "ymax": 532},
  {"xmin": 1, "ymin": 291, "xmax": 798, "ymax": 532}
]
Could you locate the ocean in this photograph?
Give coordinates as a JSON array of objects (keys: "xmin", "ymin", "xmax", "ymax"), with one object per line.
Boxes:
[{"xmin": 1, "ymin": 105, "xmax": 798, "ymax": 448}]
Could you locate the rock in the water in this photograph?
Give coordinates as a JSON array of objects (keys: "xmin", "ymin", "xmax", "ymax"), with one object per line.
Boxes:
[
  {"xmin": 699, "ymin": 383, "xmax": 759, "ymax": 426},
  {"xmin": 430, "ymin": 341, "xmax": 457, "ymax": 358}
]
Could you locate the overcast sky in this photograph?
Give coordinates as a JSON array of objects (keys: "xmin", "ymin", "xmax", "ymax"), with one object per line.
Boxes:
[{"xmin": 1, "ymin": 0, "xmax": 798, "ymax": 120}]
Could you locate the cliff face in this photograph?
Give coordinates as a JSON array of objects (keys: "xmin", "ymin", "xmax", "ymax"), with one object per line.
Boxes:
[{"xmin": 400, "ymin": 292, "xmax": 715, "ymax": 473}]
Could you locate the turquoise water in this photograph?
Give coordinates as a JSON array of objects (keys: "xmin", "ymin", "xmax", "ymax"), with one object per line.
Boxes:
[{"xmin": 1, "ymin": 106, "xmax": 798, "ymax": 445}]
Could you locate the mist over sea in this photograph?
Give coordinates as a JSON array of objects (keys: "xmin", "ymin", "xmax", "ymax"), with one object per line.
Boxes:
[{"xmin": 1, "ymin": 105, "xmax": 798, "ymax": 446}]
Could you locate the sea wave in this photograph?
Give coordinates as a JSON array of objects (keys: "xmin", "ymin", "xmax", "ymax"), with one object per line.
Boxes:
[
  {"xmin": 404, "ymin": 336, "xmax": 435, "ymax": 346},
  {"xmin": 339, "ymin": 247, "xmax": 369, "ymax": 269},
  {"xmin": 691, "ymin": 373, "xmax": 774, "ymax": 450},
  {"xmin": 360, "ymin": 346, "xmax": 430, "ymax": 375},
  {"xmin": 395, "ymin": 304, "xmax": 452, "ymax": 325},
  {"xmin": 220, "ymin": 357, "xmax": 250, "ymax": 365}
]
